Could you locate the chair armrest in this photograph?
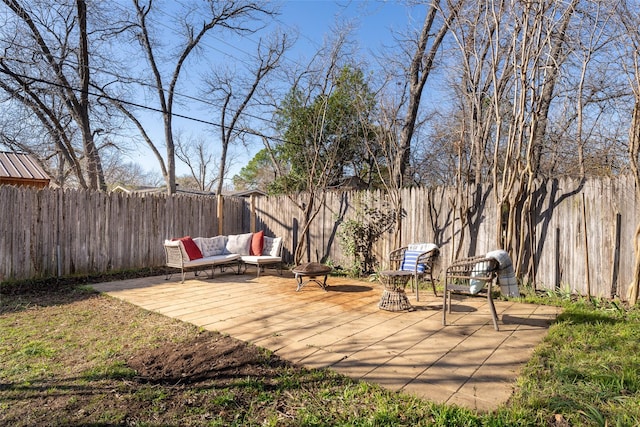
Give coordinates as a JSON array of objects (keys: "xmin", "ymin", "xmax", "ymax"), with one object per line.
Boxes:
[
  {"xmin": 445, "ymin": 256, "xmax": 498, "ymax": 293},
  {"xmin": 416, "ymin": 248, "xmax": 439, "ymax": 271},
  {"xmin": 388, "ymin": 246, "xmax": 407, "ymax": 269},
  {"xmin": 447, "ymin": 256, "xmax": 498, "ymax": 275}
]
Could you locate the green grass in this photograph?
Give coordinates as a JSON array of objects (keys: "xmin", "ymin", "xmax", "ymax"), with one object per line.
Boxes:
[
  {"xmin": 2, "ymin": 280, "xmax": 640, "ymax": 425},
  {"xmin": 500, "ymin": 289, "xmax": 640, "ymax": 426}
]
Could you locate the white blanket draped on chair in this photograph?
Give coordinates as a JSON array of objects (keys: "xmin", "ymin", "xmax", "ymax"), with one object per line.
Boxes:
[{"xmin": 486, "ymin": 249, "xmax": 519, "ymax": 297}]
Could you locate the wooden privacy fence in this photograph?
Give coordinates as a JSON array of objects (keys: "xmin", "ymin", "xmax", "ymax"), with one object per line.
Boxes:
[
  {"xmin": 1, "ymin": 176, "xmax": 638, "ymax": 299},
  {"xmin": 0, "ymin": 187, "xmax": 247, "ymax": 281},
  {"xmin": 253, "ymin": 176, "xmax": 639, "ymax": 299}
]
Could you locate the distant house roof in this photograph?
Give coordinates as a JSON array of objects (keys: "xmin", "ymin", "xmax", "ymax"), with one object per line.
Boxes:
[
  {"xmin": 111, "ymin": 184, "xmax": 160, "ymax": 194},
  {"xmin": 111, "ymin": 184, "xmax": 216, "ymax": 197},
  {"xmin": 329, "ymin": 175, "xmax": 368, "ymax": 191},
  {"xmin": 0, "ymin": 151, "xmax": 50, "ymax": 188},
  {"xmin": 229, "ymin": 189, "xmax": 267, "ymax": 198}
]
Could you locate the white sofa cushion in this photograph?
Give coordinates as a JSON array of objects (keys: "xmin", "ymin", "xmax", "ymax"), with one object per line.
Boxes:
[
  {"xmin": 182, "ymin": 253, "xmax": 240, "ymax": 268},
  {"xmin": 263, "ymin": 236, "xmax": 282, "ymax": 257},
  {"xmin": 225, "ymin": 233, "xmax": 253, "ymax": 256},
  {"xmin": 240, "ymin": 255, "xmax": 281, "ymax": 264},
  {"xmin": 194, "ymin": 236, "xmax": 227, "ymax": 257}
]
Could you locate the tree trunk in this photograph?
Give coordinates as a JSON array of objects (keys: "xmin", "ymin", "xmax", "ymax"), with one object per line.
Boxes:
[
  {"xmin": 529, "ymin": 0, "xmax": 578, "ymax": 177},
  {"xmin": 627, "ymin": 101, "xmax": 640, "ymax": 303},
  {"xmin": 396, "ymin": 0, "xmax": 462, "ymax": 187},
  {"xmin": 293, "ymin": 196, "xmax": 314, "ymax": 265},
  {"xmin": 76, "ymin": 0, "xmax": 105, "ymax": 191}
]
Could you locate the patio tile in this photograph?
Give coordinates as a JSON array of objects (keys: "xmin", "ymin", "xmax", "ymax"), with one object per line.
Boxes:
[
  {"xmin": 446, "ymin": 388, "xmax": 505, "ymax": 412},
  {"xmin": 360, "ymin": 354, "xmax": 427, "ymax": 390},
  {"xmin": 330, "ymin": 354, "xmax": 381, "ymax": 380},
  {"xmin": 92, "ymin": 274, "xmax": 559, "ymax": 412},
  {"xmin": 402, "ymin": 377, "xmax": 466, "ymax": 405},
  {"xmin": 298, "ymin": 347, "xmax": 349, "ymax": 370},
  {"xmin": 273, "ymin": 341, "xmax": 323, "ymax": 365}
]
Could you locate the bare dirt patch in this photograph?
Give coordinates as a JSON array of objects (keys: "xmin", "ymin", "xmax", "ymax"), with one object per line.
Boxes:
[{"xmin": 128, "ymin": 331, "xmax": 289, "ymax": 385}]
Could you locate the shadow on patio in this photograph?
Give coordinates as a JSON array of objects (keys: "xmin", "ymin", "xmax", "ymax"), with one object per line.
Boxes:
[{"xmin": 92, "ymin": 270, "xmax": 560, "ymax": 412}]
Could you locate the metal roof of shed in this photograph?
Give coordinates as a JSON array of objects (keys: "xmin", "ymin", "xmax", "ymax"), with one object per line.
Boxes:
[{"xmin": 0, "ymin": 151, "xmax": 49, "ymax": 180}]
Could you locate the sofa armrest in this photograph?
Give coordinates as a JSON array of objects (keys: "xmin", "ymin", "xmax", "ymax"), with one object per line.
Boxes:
[{"xmin": 164, "ymin": 241, "xmax": 186, "ymax": 268}]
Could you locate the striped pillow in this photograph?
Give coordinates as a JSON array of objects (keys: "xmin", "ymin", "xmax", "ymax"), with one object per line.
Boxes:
[{"xmin": 400, "ymin": 250, "xmax": 425, "ymax": 273}]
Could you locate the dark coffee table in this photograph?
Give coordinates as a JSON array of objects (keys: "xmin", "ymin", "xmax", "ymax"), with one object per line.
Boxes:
[{"xmin": 292, "ymin": 262, "xmax": 332, "ymax": 291}]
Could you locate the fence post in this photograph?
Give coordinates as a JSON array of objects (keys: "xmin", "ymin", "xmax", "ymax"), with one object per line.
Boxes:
[
  {"xmin": 217, "ymin": 194, "xmax": 224, "ymax": 236},
  {"xmin": 611, "ymin": 212, "xmax": 622, "ymax": 298},
  {"xmin": 555, "ymin": 227, "xmax": 561, "ymax": 290},
  {"xmin": 250, "ymin": 195, "xmax": 256, "ymax": 232},
  {"xmin": 582, "ymin": 192, "xmax": 591, "ymax": 299}
]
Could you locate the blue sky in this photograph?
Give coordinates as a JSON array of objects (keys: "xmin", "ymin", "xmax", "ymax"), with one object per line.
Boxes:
[
  {"xmin": 129, "ymin": 1, "xmax": 424, "ymax": 185},
  {"xmin": 279, "ymin": 1, "xmax": 417, "ymax": 51}
]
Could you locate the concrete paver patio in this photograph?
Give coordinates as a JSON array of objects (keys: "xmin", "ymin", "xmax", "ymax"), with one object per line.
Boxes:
[{"xmin": 92, "ymin": 270, "xmax": 560, "ymax": 412}]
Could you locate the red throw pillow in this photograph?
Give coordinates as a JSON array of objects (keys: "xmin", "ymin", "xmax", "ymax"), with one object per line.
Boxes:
[
  {"xmin": 250, "ymin": 231, "xmax": 264, "ymax": 256},
  {"xmin": 173, "ymin": 236, "xmax": 203, "ymax": 260}
]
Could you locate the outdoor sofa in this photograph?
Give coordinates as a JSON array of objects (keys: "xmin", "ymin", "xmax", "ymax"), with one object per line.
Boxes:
[{"xmin": 164, "ymin": 231, "xmax": 282, "ymax": 283}]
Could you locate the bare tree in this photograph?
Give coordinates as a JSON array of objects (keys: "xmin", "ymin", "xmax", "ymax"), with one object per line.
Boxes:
[
  {"xmin": 174, "ymin": 134, "xmax": 218, "ymax": 192},
  {"xmin": 104, "ymin": 0, "xmax": 276, "ymax": 195},
  {"xmin": 204, "ymin": 31, "xmax": 290, "ymax": 195},
  {"xmin": 482, "ymin": 0, "xmax": 578, "ymax": 277},
  {"xmin": 447, "ymin": 1, "xmax": 499, "ymax": 185},
  {"xmin": 548, "ymin": 1, "xmax": 624, "ymax": 179},
  {"xmin": 445, "ymin": 0, "xmax": 510, "ymax": 259},
  {"xmin": 628, "ymin": 102, "xmax": 640, "ymax": 303},
  {"xmin": 367, "ymin": 0, "xmax": 463, "ymax": 250},
  {"xmin": 0, "ymin": 0, "xmax": 107, "ymax": 189},
  {"xmin": 102, "ymin": 153, "xmax": 162, "ymax": 189},
  {"xmin": 359, "ymin": 83, "xmax": 407, "ymax": 250},
  {"xmin": 391, "ymin": 0, "xmax": 464, "ymax": 188}
]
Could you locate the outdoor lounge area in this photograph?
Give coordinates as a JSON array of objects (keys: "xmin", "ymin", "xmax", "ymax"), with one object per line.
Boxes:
[{"xmin": 92, "ymin": 270, "xmax": 560, "ymax": 412}]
